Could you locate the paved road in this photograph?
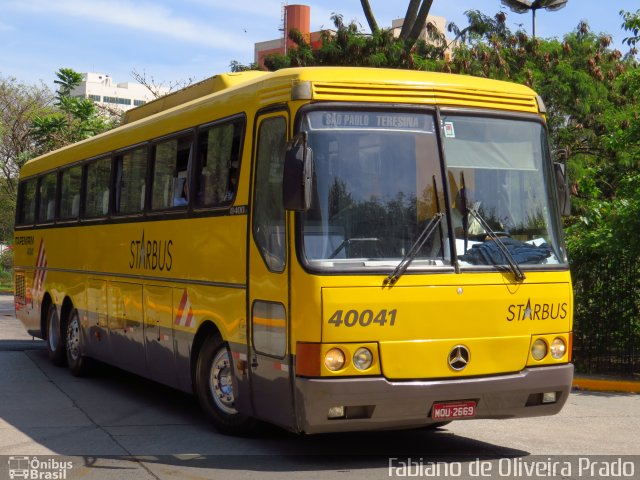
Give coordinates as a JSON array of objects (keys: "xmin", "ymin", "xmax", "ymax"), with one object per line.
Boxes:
[{"xmin": 1, "ymin": 294, "xmax": 638, "ymax": 480}]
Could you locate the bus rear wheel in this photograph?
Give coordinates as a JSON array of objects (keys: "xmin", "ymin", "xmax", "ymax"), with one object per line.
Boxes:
[
  {"xmin": 195, "ymin": 335, "xmax": 257, "ymax": 435},
  {"xmin": 65, "ymin": 309, "xmax": 92, "ymax": 376},
  {"xmin": 46, "ymin": 303, "xmax": 66, "ymax": 366}
]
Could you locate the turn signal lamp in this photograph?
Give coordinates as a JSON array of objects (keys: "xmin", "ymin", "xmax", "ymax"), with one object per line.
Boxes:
[{"xmin": 324, "ymin": 348, "xmax": 346, "ymax": 371}]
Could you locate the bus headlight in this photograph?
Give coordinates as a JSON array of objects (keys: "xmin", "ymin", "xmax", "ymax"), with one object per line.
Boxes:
[
  {"xmin": 353, "ymin": 347, "xmax": 373, "ymax": 371},
  {"xmin": 324, "ymin": 348, "xmax": 345, "ymax": 371},
  {"xmin": 531, "ymin": 339, "xmax": 547, "ymax": 361},
  {"xmin": 550, "ymin": 337, "xmax": 566, "ymax": 359}
]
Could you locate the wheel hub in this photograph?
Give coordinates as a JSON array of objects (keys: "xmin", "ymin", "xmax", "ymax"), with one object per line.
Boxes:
[{"xmin": 209, "ymin": 349, "xmax": 237, "ymax": 415}]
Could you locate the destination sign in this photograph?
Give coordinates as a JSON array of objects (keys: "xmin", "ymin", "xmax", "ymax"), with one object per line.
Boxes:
[{"xmin": 307, "ymin": 111, "xmax": 434, "ymax": 132}]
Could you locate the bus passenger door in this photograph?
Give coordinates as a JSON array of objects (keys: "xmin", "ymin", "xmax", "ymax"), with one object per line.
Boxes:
[{"xmin": 247, "ymin": 112, "xmax": 295, "ymax": 429}]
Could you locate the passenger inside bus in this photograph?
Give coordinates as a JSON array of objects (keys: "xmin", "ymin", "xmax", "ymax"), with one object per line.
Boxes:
[{"xmin": 173, "ymin": 176, "xmax": 189, "ymax": 206}]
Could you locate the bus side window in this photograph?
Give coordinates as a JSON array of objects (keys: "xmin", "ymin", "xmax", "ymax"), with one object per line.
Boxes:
[
  {"xmin": 16, "ymin": 178, "xmax": 37, "ymax": 225},
  {"xmin": 115, "ymin": 147, "xmax": 147, "ymax": 215},
  {"xmin": 37, "ymin": 172, "xmax": 58, "ymax": 223},
  {"xmin": 196, "ymin": 119, "xmax": 243, "ymax": 207},
  {"xmin": 84, "ymin": 156, "xmax": 111, "ymax": 218},
  {"xmin": 59, "ymin": 165, "xmax": 82, "ymax": 220},
  {"xmin": 151, "ymin": 134, "xmax": 192, "ymax": 210}
]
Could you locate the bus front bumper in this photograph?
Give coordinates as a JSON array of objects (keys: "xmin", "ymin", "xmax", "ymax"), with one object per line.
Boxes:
[{"xmin": 293, "ymin": 364, "xmax": 573, "ymax": 434}]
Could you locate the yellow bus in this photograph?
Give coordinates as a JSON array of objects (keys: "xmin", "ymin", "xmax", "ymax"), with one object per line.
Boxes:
[{"xmin": 14, "ymin": 67, "xmax": 573, "ymax": 435}]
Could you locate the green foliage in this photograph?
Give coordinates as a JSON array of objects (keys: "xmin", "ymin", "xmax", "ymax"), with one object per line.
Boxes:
[
  {"xmin": 30, "ymin": 68, "xmax": 117, "ymax": 155},
  {"xmin": 0, "ymin": 77, "xmax": 54, "ymax": 186},
  {"xmin": 0, "ymin": 76, "xmax": 55, "ymax": 240},
  {"xmin": 0, "ymin": 69, "xmax": 119, "ymax": 242},
  {"xmin": 229, "ymin": 60, "xmax": 260, "ymax": 72},
  {"xmin": 263, "ymin": 14, "xmax": 446, "ymax": 72},
  {"xmin": 53, "ymin": 67, "xmax": 83, "ymax": 100},
  {"xmin": 621, "ymin": 9, "xmax": 640, "ymax": 55}
]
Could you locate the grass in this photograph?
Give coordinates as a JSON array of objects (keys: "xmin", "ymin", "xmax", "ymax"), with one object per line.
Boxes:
[{"xmin": 0, "ymin": 270, "xmax": 13, "ymax": 291}]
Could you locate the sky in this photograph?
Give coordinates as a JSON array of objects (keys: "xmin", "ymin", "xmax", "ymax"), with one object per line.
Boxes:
[{"xmin": 1, "ymin": 0, "xmax": 638, "ymax": 90}]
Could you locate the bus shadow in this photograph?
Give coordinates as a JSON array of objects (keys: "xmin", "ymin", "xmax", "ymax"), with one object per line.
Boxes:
[{"xmin": 14, "ymin": 349, "xmax": 530, "ymax": 474}]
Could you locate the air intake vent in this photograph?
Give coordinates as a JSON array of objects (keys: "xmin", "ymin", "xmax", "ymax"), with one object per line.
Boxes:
[
  {"xmin": 15, "ymin": 274, "xmax": 25, "ymax": 303},
  {"xmin": 312, "ymin": 82, "xmax": 538, "ymax": 112}
]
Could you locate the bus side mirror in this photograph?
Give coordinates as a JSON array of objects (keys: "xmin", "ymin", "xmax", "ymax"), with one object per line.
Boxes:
[
  {"xmin": 553, "ymin": 150, "xmax": 571, "ymax": 216},
  {"xmin": 283, "ymin": 133, "xmax": 314, "ymax": 211}
]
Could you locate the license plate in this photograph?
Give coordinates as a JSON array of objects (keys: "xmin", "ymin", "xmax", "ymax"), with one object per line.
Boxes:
[{"xmin": 431, "ymin": 400, "xmax": 476, "ymax": 420}]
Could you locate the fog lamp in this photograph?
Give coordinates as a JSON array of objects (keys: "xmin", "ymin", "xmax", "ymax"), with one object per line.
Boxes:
[
  {"xmin": 353, "ymin": 347, "xmax": 373, "ymax": 371},
  {"xmin": 531, "ymin": 339, "xmax": 547, "ymax": 361},
  {"xmin": 550, "ymin": 337, "xmax": 566, "ymax": 359},
  {"xmin": 542, "ymin": 392, "xmax": 557, "ymax": 404},
  {"xmin": 324, "ymin": 348, "xmax": 345, "ymax": 371},
  {"xmin": 328, "ymin": 406, "xmax": 345, "ymax": 419}
]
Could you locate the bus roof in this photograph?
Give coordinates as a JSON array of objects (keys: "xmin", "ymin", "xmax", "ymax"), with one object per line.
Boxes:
[{"xmin": 20, "ymin": 67, "xmax": 540, "ymax": 178}]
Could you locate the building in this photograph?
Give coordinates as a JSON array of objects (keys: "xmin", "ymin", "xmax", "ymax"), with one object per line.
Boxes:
[
  {"xmin": 254, "ymin": 5, "xmax": 324, "ymax": 69},
  {"xmin": 391, "ymin": 15, "xmax": 447, "ymax": 42},
  {"xmin": 70, "ymin": 73, "xmax": 162, "ymax": 112},
  {"xmin": 254, "ymin": 4, "xmax": 451, "ymax": 68}
]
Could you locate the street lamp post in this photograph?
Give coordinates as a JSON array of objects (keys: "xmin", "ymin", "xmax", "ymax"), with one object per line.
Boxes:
[{"xmin": 500, "ymin": 0, "xmax": 568, "ymax": 38}]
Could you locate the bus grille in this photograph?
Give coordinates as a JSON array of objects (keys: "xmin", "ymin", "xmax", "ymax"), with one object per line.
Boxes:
[
  {"xmin": 15, "ymin": 274, "xmax": 25, "ymax": 303},
  {"xmin": 312, "ymin": 82, "xmax": 539, "ymax": 113}
]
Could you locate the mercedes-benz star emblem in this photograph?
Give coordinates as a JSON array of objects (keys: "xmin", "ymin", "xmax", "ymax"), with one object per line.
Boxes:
[{"xmin": 448, "ymin": 345, "xmax": 470, "ymax": 371}]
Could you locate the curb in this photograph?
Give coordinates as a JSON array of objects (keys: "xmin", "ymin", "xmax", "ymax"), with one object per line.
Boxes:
[{"xmin": 573, "ymin": 377, "xmax": 640, "ymax": 394}]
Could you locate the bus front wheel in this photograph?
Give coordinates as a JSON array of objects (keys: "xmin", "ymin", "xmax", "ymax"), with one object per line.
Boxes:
[
  {"xmin": 46, "ymin": 303, "xmax": 66, "ymax": 366},
  {"xmin": 195, "ymin": 335, "xmax": 257, "ymax": 435}
]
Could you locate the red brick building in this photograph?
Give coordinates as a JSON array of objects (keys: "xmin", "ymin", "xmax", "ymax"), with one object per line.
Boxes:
[{"xmin": 254, "ymin": 5, "xmax": 323, "ymax": 69}]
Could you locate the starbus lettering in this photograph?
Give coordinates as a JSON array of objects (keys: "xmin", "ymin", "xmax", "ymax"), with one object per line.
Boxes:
[
  {"xmin": 129, "ymin": 230, "xmax": 173, "ymax": 271},
  {"xmin": 506, "ymin": 298, "xmax": 568, "ymax": 321}
]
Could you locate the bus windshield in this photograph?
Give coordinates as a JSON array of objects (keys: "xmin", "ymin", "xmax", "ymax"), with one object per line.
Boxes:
[
  {"xmin": 442, "ymin": 114, "xmax": 564, "ymax": 269},
  {"xmin": 299, "ymin": 109, "xmax": 565, "ymax": 272}
]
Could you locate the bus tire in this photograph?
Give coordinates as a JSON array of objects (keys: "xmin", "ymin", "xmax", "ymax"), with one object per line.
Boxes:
[
  {"xmin": 195, "ymin": 335, "xmax": 257, "ymax": 436},
  {"xmin": 65, "ymin": 309, "xmax": 93, "ymax": 376},
  {"xmin": 45, "ymin": 303, "xmax": 66, "ymax": 366}
]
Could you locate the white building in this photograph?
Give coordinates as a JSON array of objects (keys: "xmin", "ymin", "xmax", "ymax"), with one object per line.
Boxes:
[{"xmin": 70, "ymin": 73, "xmax": 162, "ymax": 112}]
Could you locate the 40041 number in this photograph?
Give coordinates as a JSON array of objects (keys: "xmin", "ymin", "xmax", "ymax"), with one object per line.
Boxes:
[{"xmin": 327, "ymin": 309, "xmax": 397, "ymax": 327}]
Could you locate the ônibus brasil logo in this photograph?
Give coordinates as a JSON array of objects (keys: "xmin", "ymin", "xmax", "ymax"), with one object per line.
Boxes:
[{"xmin": 7, "ymin": 456, "xmax": 73, "ymax": 479}]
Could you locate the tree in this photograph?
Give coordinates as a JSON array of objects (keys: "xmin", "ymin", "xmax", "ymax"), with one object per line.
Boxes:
[
  {"xmin": 0, "ymin": 76, "xmax": 54, "ymax": 240},
  {"xmin": 360, "ymin": 0, "xmax": 435, "ymax": 49},
  {"xmin": 263, "ymin": 14, "xmax": 447, "ymax": 72},
  {"xmin": 621, "ymin": 9, "xmax": 640, "ymax": 56},
  {"xmin": 229, "ymin": 60, "xmax": 259, "ymax": 72},
  {"xmin": 53, "ymin": 68, "xmax": 83, "ymax": 100},
  {"xmin": 130, "ymin": 68, "xmax": 196, "ymax": 99},
  {"xmin": 30, "ymin": 68, "xmax": 117, "ymax": 155},
  {"xmin": 0, "ymin": 77, "xmax": 54, "ymax": 191}
]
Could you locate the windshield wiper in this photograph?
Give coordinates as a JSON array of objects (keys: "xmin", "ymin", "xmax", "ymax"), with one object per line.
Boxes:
[
  {"xmin": 384, "ymin": 213, "xmax": 443, "ymax": 286},
  {"xmin": 456, "ymin": 171, "xmax": 525, "ymax": 281},
  {"xmin": 467, "ymin": 207, "xmax": 526, "ymax": 282},
  {"xmin": 382, "ymin": 212, "xmax": 444, "ymax": 285},
  {"xmin": 328, "ymin": 237, "xmax": 380, "ymax": 259},
  {"xmin": 384, "ymin": 176, "xmax": 445, "ymax": 286}
]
